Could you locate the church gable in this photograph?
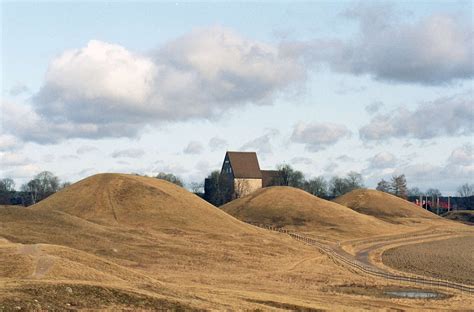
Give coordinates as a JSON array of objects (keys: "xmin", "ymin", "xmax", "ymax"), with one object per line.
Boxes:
[{"xmin": 224, "ymin": 151, "xmax": 262, "ymax": 179}]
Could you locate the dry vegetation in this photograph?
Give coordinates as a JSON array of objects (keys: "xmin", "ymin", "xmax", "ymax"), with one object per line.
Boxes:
[
  {"xmin": 333, "ymin": 188, "xmax": 442, "ymax": 225},
  {"xmin": 382, "ymin": 236, "xmax": 474, "ymax": 285},
  {"xmin": 221, "ymin": 186, "xmax": 405, "ymax": 241},
  {"xmin": 443, "ymin": 210, "xmax": 474, "ymax": 225},
  {"xmin": 0, "ymin": 174, "xmax": 473, "ymax": 310}
]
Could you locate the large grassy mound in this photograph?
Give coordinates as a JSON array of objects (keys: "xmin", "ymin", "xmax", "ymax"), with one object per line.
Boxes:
[
  {"xmin": 221, "ymin": 186, "xmax": 402, "ymax": 240},
  {"xmin": 0, "ymin": 174, "xmax": 337, "ymax": 310},
  {"xmin": 333, "ymin": 189, "xmax": 442, "ymax": 224},
  {"xmin": 2, "ymin": 175, "xmax": 472, "ymax": 309},
  {"xmin": 32, "ymin": 173, "xmax": 248, "ymax": 233}
]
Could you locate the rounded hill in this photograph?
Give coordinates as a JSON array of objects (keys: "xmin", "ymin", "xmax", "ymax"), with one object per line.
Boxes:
[
  {"xmin": 32, "ymin": 173, "xmax": 249, "ymax": 233},
  {"xmin": 221, "ymin": 186, "xmax": 401, "ymax": 240},
  {"xmin": 333, "ymin": 189, "xmax": 441, "ymax": 224}
]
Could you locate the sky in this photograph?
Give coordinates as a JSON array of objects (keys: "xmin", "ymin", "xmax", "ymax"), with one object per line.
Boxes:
[{"xmin": 1, "ymin": 0, "xmax": 473, "ymax": 195}]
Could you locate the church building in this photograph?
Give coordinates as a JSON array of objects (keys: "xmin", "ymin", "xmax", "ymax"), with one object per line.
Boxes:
[{"xmin": 205, "ymin": 151, "xmax": 279, "ymax": 202}]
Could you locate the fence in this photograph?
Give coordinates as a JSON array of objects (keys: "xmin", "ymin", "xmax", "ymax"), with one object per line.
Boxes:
[{"xmin": 249, "ymin": 222, "xmax": 474, "ymax": 295}]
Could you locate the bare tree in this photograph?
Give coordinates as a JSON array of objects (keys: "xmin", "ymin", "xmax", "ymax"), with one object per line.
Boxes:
[
  {"xmin": 0, "ymin": 178, "xmax": 16, "ymax": 205},
  {"xmin": 189, "ymin": 182, "xmax": 204, "ymax": 194},
  {"xmin": 391, "ymin": 174, "xmax": 408, "ymax": 199},
  {"xmin": 20, "ymin": 171, "xmax": 60, "ymax": 204},
  {"xmin": 329, "ymin": 172, "xmax": 364, "ymax": 197},
  {"xmin": 155, "ymin": 172, "xmax": 183, "ymax": 187},
  {"xmin": 376, "ymin": 179, "xmax": 391, "ymax": 193},
  {"xmin": 304, "ymin": 176, "xmax": 328, "ymax": 197},
  {"xmin": 346, "ymin": 171, "xmax": 364, "ymax": 189},
  {"xmin": 36, "ymin": 171, "xmax": 60, "ymax": 195},
  {"xmin": 408, "ymin": 187, "xmax": 422, "ymax": 196},
  {"xmin": 457, "ymin": 183, "xmax": 474, "ymax": 197},
  {"xmin": 0, "ymin": 178, "xmax": 15, "ymax": 192},
  {"xmin": 21, "ymin": 179, "xmax": 40, "ymax": 204},
  {"xmin": 426, "ymin": 188, "xmax": 442, "ymax": 197},
  {"xmin": 274, "ymin": 164, "xmax": 305, "ymax": 188}
]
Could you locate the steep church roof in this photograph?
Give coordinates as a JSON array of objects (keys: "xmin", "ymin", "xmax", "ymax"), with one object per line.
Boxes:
[{"xmin": 225, "ymin": 151, "xmax": 262, "ymax": 179}]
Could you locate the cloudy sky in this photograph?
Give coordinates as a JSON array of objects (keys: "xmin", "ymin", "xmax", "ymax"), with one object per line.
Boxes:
[{"xmin": 1, "ymin": 1, "xmax": 473, "ymax": 194}]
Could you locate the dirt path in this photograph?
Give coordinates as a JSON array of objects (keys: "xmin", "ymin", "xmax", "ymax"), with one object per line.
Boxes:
[
  {"xmin": 17, "ymin": 244, "xmax": 56, "ymax": 278},
  {"xmin": 353, "ymin": 233, "xmax": 459, "ymax": 267},
  {"xmin": 251, "ymin": 223, "xmax": 474, "ymax": 294},
  {"xmin": 341, "ymin": 226, "xmax": 440, "ymax": 254},
  {"xmin": 286, "ymin": 255, "xmax": 322, "ymax": 271}
]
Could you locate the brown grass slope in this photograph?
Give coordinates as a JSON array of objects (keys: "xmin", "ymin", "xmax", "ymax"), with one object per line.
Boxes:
[
  {"xmin": 3, "ymin": 175, "xmax": 473, "ymax": 310},
  {"xmin": 0, "ymin": 174, "xmax": 339, "ymax": 309},
  {"xmin": 0, "ymin": 239, "xmax": 162, "ymax": 284},
  {"xmin": 334, "ymin": 189, "xmax": 443, "ymax": 225},
  {"xmin": 221, "ymin": 186, "xmax": 403, "ymax": 240},
  {"xmin": 382, "ymin": 236, "xmax": 474, "ymax": 285},
  {"xmin": 0, "ymin": 237, "xmax": 191, "ymax": 310},
  {"xmin": 33, "ymin": 173, "xmax": 250, "ymax": 234}
]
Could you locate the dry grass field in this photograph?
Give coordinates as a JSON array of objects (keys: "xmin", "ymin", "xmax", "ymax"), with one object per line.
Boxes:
[
  {"xmin": 333, "ymin": 189, "xmax": 442, "ymax": 225},
  {"xmin": 382, "ymin": 236, "xmax": 474, "ymax": 285},
  {"xmin": 1, "ymin": 174, "xmax": 473, "ymax": 310},
  {"xmin": 443, "ymin": 210, "xmax": 474, "ymax": 225},
  {"xmin": 221, "ymin": 186, "xmax": 406, "ymax": 241}
]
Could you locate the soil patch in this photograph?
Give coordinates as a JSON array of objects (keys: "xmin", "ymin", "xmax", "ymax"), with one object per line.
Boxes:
[{"xmin": 382, "ymin": 236, "xmax": 474, "ymax": 285}]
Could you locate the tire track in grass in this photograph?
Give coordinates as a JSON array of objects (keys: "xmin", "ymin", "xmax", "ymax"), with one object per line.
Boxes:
[{"xmin": 17, "ymin": 244, "xmax": 56, "ymax": 279}]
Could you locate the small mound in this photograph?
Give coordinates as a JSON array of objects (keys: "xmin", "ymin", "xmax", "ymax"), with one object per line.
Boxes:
[
  {"xmin": 0, "ymin": 282, "xmax": 191, "ymax": 311},
  {"xmin": 333, "ymin": 189, "xmax": 440, "ymax": 224},
  {"xmin": 221, "ymin": 186, "xmax": 400, "ymax": 240},
  {"xmin": 442, "ymin": 210, "xmax": 474, "ymax": 225},
  {"xmin": 32, "ymin": 173, "xmax": 248, "ymax": 233}
]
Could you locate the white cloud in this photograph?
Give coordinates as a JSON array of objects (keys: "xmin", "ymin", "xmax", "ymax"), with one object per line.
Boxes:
[
  {"xmin": 76, "ymin": 145, "xmax": 99, "ymax": 155},
  {"xmin": 151, "ymin": 163, "xmax": 188, "ymax": 177},
  {"xmin": 208, "ymin": 137, "xmax": 228, "ymax": 151},
  {"xmin": 359, "ymin": 93, "xmax": 473, "ymax": 141},
  {"xmin": 183, "ymin": 141, "xmax": 204, "ymax": 155},
  {"xmin": 9, "ymin": 83, "xmax": 30, "ymax": 96},
  {"xmin": 336, "ymin": 155, "xmax": 354, "ymax": 162},
  {"xmin": 110, "ymin": 148, "xmax": 145, "ymax": 158},
  {"xmin": 5, "ymin": 27, "xmax": 305, "ymax": 144},
  {"xmin": 240, "ymin": 129, "xmax": 279, "ymax": 155},
  {"xmin": 334, "ymin": 80, "xmax": 366, "ymax": 95},
  {"xmin": 285, "ymin": 5, "xmax": 473, "ymax": 85},
  {"xmin": 291, "ymin": 122, "xmax": 351, "ymax": 152},
  {"xmin": 3, "ymin": 99, "xmax": 137, "ymax": 143},
  {"xmin": 0, "ymin": 152, "xmax": 31, "ymax": 166},
  {"xmin": 368, "ymin": 151, "xmax": 397, "ymax": 169},
  {"xmin": 40, "ymin": 154, "xmax": 55, "ymax": 163},
  {"xmin": 2, "ymin": 164, "xmax": 41, "ymax": 180},
  {"xmin": 365, "ymin": 144, "xmax": 474, "ymax": 194},
  {"xmin": 365, "ymin": 101, "xmax": 384, "ymax": 114},
  {"xmin": 323, "ymin": 162, "xmax": 339, "ymax": 173},
  {"xmin": 0, "ymin": 134, "xmax": 21, "ymax": 151},
  {"xmin": 448, "ymin": 143, "xmax": 473, "ymax": 166},
  {"xmin": 291, "ymin": 157, "xmax": 313, "ymax": 165},
  {"xmin": 60, "ymin": 154, "xmax": 80, "ymax": 161}
]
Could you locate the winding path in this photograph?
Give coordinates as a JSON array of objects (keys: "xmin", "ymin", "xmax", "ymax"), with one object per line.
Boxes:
[{"xmin": 249, "ymin": 223, "xmax": 474, "ymax": 295}]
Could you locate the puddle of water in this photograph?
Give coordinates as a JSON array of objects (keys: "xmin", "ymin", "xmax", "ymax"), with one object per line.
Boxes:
[{"xmin": 385, "ymin": 291, "xmax": 439, "ymax": 299}]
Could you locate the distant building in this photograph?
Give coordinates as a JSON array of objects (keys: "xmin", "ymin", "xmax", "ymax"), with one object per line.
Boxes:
[{"xmin": 205, "ymin": 151, "xmax": 278, "ymax": 203}]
